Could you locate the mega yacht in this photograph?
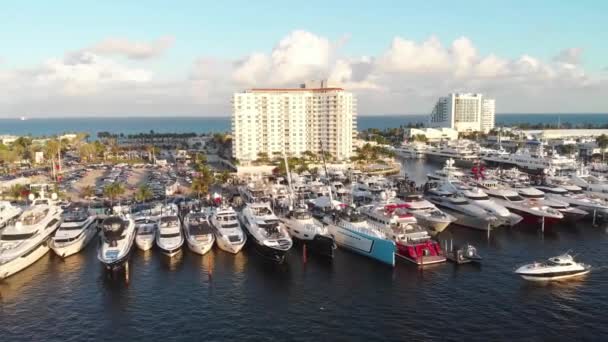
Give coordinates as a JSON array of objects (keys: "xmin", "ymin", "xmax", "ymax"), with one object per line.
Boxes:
[
  {"xmin": 514, "ymin": 187, "xmax": 588, "ymax": 221},
  {"xmin": 507, "ymin": 146, "xmax": 577, "ymax": 174},
  {"xmin": 282, "ymin": 206, "xmax": 335, "ymax": 258},
  {"xmin": 396, "ymin": 194, "xmax": 456, "ymax": 234},
  {"xmin": 239, "ymin": 202, "xmax": 292, "ymax": 263},
  {"xmin": 424, "ymin": 189, "xmax": 500, "ymax": 231},
  {"xmin": 534, "ymin": 184, "xmax": 608, "ymax": 220},
  {"xmin": 0, "ymin": 201, "xmax": 22, "ymax": 230},
  {"xmin": 134, "ymin": 217, "xmax": 157, "ymax": 251},
  {"xmin": 183, "ymin": 210, "xmax": 215, "ymax": 255},
  {"xmin": 51, "ymin": 205, "xmax": 97, "ymax": 258},
  {"xmin": 459, "ymin": 187, "xmax": 523, "ymax": 226},
  {"xmin": 425, "ymin": 142, "xmax": 479, "ymax": 167},
  {"xmin": 0, "ymin": 191, "xmax": 62, "ymax": 279},
  {"xmin": 427, "ymin": 158, "xmax": 467, "ymax": 181},
  {"xmin": 324, "ymin": 208, "xmax": 395, "ymax": 266},
  {"xmin": 479, "ymin": 147, "xmax": 510, "ymax": 164},
  {"xmin": 394, "ymin": 143, "xmax": 428, "ymax": 159},
  {"xmin": 569, "ymin": 168, "xmax": 608, "ymax": 199},
  {"xmin": 210, "ymin": 205, "xmax": 247, "ymax": 254},
  {"xmin": 515, "ymin": 253, "xmax": 590, "ymax": 282},
  {"xmin": 156, "ymin": 204, "xmax": 184, "ymax": 257},
  {"xmin": 97, "ymin": 215, "xmax": 136, "ymax": 270}
]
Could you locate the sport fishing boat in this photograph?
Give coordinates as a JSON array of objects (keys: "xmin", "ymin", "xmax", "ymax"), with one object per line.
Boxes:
[
  {"xmin": 359, "ymin": 203, "xmax": 445, "ymax": 265},
  {"xmin": 183, "ymin": 210, "xmax": 215, "ymax": 255},
  {"xmin": 156, "ymin": 204, "xmax": 184, "ymax": 257},
  {"xmin": 210, "ymin": 205, "xmax": 247, "ymax": 254},
  {"xmin": 97, "ymin": 215, "xmax": 136, "ymax": 271},
  {"xmin": 514, "ymin": 187, "xmax": 588, "ymax": 221},
  {"xmin": 397, "ymin": 194, "xmax": 456, "ymax": 234},
  {"xmin": 282, "ymin": 205, "xmax": 335, "ymax": 258},
  {"xmin": 324, "ymin": 207, "xmax": 395, "ymax": 266},
  {"xmin": 515, "ymin": 253, "xmax": 590, "ymax": 282},
  {"xmin": 134, "ymin": 217, "xmax": 157, "ymax": 251},
  {"xmin": 51, "ymin": 205, "xmax": 97, "ymax": 258},
  {"xmin": 239, "ymin": 202, "xmax": 292, "ymax": 263},
  {"xmin": 0, "ymin": 190, "xmax": 62, "ymax": 279},
  {"xmin": 0, "ymin": 201, "xmax": 22, "ymax": 230}
]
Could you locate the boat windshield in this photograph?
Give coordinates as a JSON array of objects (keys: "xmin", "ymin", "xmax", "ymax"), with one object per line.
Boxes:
[
  {"xmin": 293, "ymin": 211, "xmax": 311, "ymax": 220},
  {"xmin": 160, "ymin": 232, "xmax": 181, "ymax": 238},
  {"xmin": 568, "ymin": 189, "xmax": 583, "ymax": 194},
  {"xmin": 521, "ymin": 193, "xmax": 544, "ymax": 199},
  {"xmin": 216, "ymin": 214, "xmax": 237, "ymax": 221},
  {"xmin": 467, "ymin": 195, "xmax": 489, "ymax": 201},
  {"xmin": 160, "ymin": 217, "xmax": 179, "ymax": 227},
  {"xmin": 252, "ymin": 206, "xmax": 273, "ymax": 216},
  {"xmin": 506, "ymin": 195, "xmax": 524, "ymax": 201},
  {"xmin": 221, "ymin": 222, "xmax": 240, "ymax": 228},
  {"xmin": 1, "ymin": 232, "xmax": 36, "ymax": 241}
]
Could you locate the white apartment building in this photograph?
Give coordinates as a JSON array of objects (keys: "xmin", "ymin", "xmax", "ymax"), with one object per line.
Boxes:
[
  {"xmin": 232, "ymin": 81, "xmax": 356, "ymax": 162},
  {"xmin": 429, "ymin": 93, "xmax": 495, "ymax": 133}
]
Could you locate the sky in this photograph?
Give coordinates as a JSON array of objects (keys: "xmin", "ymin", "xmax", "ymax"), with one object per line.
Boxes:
[{"xmin": 0, "ymin": 0, "xmax": 606, "ymax": 117}]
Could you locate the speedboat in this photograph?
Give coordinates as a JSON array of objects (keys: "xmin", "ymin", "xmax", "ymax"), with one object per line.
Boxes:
[
  {"xmin": 397, "ymin": 193, "xmax": 456, "ymax": 234},
  {"xmin": 0, "ymin": 192, "xmax": 62, "ymax": 279},
  {"xmin": 0, "ymin": 201, "xmax": 22, "ymax": 230},
  {"xmin": 515, "ymin": 187, "xmax": 588, "ymax": 221},
  {"xmin": 324, "ymin": 207, "xmax": 395, "ymax": 266},
  {"xmin": 282, "ymin": 205, "xmax": 335, "ymax": 258},
  {"xmin": 135, "ymin": 217, "xmax": 157, "ymax": 251},
  {"xmin": 515, "ymin": 253, "xmax": 590, "ymax": 282},
  {"xmin": 51, "ymin": 205, "xmax": 97, "ymax": 258},
  {"xmin": 447, "ymin": 244, "xmax": 482, "ymax": 264},
  {"xmin": 183, "ymin": 211, "xmax": 215, "ymax": 255},
  {"xmin": 239, "ymin": 202, "xmax": 292, "ymax": 263},
  {"xmin": 210, "ymin": 205, "xmax": 247, "ymax": 254},
  {"xmin": 156, "ymin": 204, "xmax": 184, "ymax": 257},
  {"xmin": 97, "ymin": 215, "xmax": 136, "ymax": 271}
]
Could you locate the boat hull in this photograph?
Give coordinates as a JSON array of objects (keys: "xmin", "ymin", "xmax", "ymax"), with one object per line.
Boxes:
[
  {"xmin": 51, "ymin": 225, "xmax": 98, "ymax": 258},
  {"xmin": 415, "ymin": 215, "xmax": 452, "ymax": 234},
  {"xmin": 395, "ymin": 242, "xmax": 446, "ymax": 265},
  {"xmin": 135, "ymin": 237, "xmax": 155, "ymax": 251},
  {"xmin": 248, "ymin": 238, "xmax": 289, "ymax": 263},
  {"xmin": 186, "ymin": 238, "xmax": 214, "ymax": 255},
  {"xmin": 329, "ymin": 225, "xmax": 395, "ymax": 266},
  {"xmin": 517, "ymin": 269, "xmax": 590, "ymax": 282},
  {"xmin": 215, "ymin": 235, "xmax": 246, "ymax": 254},
  {"xmin": 0, "ymin": 239, "xmax": 51, "ymax": 279},
  {"xmin": 294, "ymin": 234, "xmax": 335, "ymax": 259}
]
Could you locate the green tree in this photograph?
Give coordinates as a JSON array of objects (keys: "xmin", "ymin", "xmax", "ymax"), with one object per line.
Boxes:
[
  {"xmin": 191, "ymin": 165, "xmax": 214, "ymax": 198},
  {"xmin": 103, "ymin": 182, "xmax": 125, "ymax": 206},
  {"xmin": 134, "ymin": 184, "xmax": 153, "ymax": 203},
  {"xmin": 80, "ymin": 185, "xmax": 95, "ymax": 200}
]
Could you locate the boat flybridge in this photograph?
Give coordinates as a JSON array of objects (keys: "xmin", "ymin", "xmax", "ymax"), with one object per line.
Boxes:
[
  {"xmin": 427, "ymin": 158, "xmax": 467, "ymax": 181},
  {"xmin": 239, "ymin": 202, "xmax": 292, "ymax": 263},
  {"xmin": 51, "ymin": 205, "xmax": 98, "ymax": 258},
  {"xmin": 210, "ymin": 205, "xmax": 246, "ymax": 254},
  {"xmin": 97, "ymin": 214, "xmax": 136, "ymax": 270},
  {"xmin": 0, "ymin": 187, "xmax": 62, "ymax": 279},
  {"xmin": 515, "ymin": 252, "xmax": 590, "ymax": 282},
  {"xmin": 183, "ymin": 210, "xmax": 215, "ymax": 255},
  {"xmin": 0, "ymin": 201, "xmax": 22, "ymax": 230},
  {"xmin": 282, "ymin": 205, "xmax": 335, "ymax": 258},
  {"xmin": 156, "ymin": 204, "xmax": 184, "ymax": 257}
]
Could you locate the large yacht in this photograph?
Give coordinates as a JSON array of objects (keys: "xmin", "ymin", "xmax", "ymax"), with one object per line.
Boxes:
[
  {"xmin": 424, "ymin": 142, "xmax": 479, "ymax": 167},
  {"xmin": 425, "ymin": 188, "xmax": 500, "ymax": 231},
  {"xmin": 210, "ymin": 205, "xmax": 247, "ymax": 254},
  {"xmin": 535, "ymin": 184, "xmax": 608, "ymax": 220},
  {"xmin": 238, "ymin": 183, "xmax": 271, "ymax": 204},
  {"xmin": 239, "ymin": 202, "xmax": 292, "ymax": 263},
  {"xmin": 0, "ymin": 201, "xmax": 22, "ymax": 230},
  {"xmin": 507, "ymin": 146, "xmax": 577, "ymax": 174},
  {"xmin": 396, "ymin": 194, "xmax": 456, "ymax": 234},
  {"xmin": 0, "ymin": 190, "xmax": 62, "ymax": 279},
  {"xmin": 282, "ymin": 205, "xmax": 335, "ymax": 258},
  {"xmin": 183, "ymin": 210, "xmax": 215, "ymax": 255},
  {"xmin": 394, "ymin": 143, "xmax": 428, "ymax": 159},
  {"xmin": 324, "ymin": 208, "xmax": 395, "ymax": 266},
  {"xmin": 156, "ymin": 204, "xmax": 184, "ymax": 257},
  {"xmin": 426, "ymin": 158, "xmax": 467, "ymax": 181},
  {"xmin": 51, "ymin": 205, "xmax": 97, "ymax": 258},
  {"xmin": 514, "ymin": 187, "xmax": 588, "ymax": 221},
  {"xmin": 97, "ymin": 215, "xmax": 136, "ymax": 270}
]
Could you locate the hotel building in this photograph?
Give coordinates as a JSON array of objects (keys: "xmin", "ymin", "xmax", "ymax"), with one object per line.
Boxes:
[
  {"xmin": 232, "ymin": 80, "xmax": 357, "ymax": 163},
  {"xmin": 429, "ymin": 93, "xmax": 495, "ymax": 133}
]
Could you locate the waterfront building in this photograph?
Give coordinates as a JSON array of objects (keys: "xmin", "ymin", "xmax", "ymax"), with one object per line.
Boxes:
[
  {"xmin": 232, "ymin": 80, "xmax": 357, "ymax": 163},
  {"xmin": 429, "ymin": 93, "xmax": 495, "ymax": 133},
  {"xmin": 404, "ymin": 128, "xmax": 459, "ymax": 142}
]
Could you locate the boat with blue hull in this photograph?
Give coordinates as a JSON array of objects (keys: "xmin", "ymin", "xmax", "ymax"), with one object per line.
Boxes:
[{"xmin": 324, "ymin": 208, "xmax": 395, "ymax": 267}]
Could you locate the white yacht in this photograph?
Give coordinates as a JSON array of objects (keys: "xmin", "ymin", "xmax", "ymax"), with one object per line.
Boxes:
[
  {"xmin": 238, "ymin": 183, "xmax": 271, "ymax": 204},
  {"xmin": 210, "ymin": 206, "xmax": 246, "ymax": 254},
  {"xmin": 460, "ymin": 187, "xmax": 523, "ymax": 226},
  {"xmin": 183, "ymin": 211, "xmax": 215, "ymax": 255},
  {"xmin": 424, "ymin": 188, "xmax": 500, "ymax": 231},
  {"xmin": 479, "ymin": 147, "xmax": 510, "ymax": 164},
  {"xmin": 51, "ymin": 205, "xmax": 97, "ymax": 258},
  {"xmin": 97, "ymin": 215, "xmax": 136, "ymax": 270},
  {"xmin": 134, "ymin": 217, "xmax": 157, "ymax": 251},
  {"xmin": 0, "ymin": 191, "xmax": 62, "ymax": 279},
  {"xmin": 569, "ymin": 168, "xmax": 608, "ymax": 199},
  {"xmin": 0, "ymin": 201, "xmax": 22, "ymax": 230},
  {"xmin": 425, "ymin": 142, "xmax": 479, "ymax": 166},
  {"xmin": 238, "ymin": 202, "xmax": 292, "ymax": 263},
  {"xmin": 394, "ymin": 143, "xmax": 428, "ymax": 159},
  {"xmin": 282, "ymin": 206, "xmax": 335, "ymax": 258},
  {"xmin": 515, "ymin": 253, "xmax": 590, "ymax": 282},
  {"xmin": 534, "ymin": 184, "xmax": 608, "ymax": 220},
  {"xmin": 427, "ymin": 158, "xmax": 467, "ymax": 181},
  {"xmin": 507, "ymin": 146, "xmax": 577, "ymax": 173},
  {"xmin": 397, "ymin": 194, "xmax": 456, "ymax": 234},
  {"xmin": 156, "ymin": 204, "xmax": 184, "ymax": 257},
  {"xmin": 514, "ymin": 187, "xmax": 588, "ymax": 221}
]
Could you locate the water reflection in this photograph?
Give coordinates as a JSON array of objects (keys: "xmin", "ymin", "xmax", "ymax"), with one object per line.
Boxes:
[
  {"xmin": 160, "ymin": 250, "xmax": 184, "ymax": 272},
  {"xmin": 0, "ymin": 253, "xmax": 53, "ymax": 303}
]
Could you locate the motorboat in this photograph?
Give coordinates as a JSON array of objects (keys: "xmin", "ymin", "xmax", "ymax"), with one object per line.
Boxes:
[
  {"xmin": 394, "ymin": 143, "xmax": 427, "ymax": 159},
  {"xmin": 0, "ymin": 201, "xmax": 22, "ymax": 230},
  {"xmin": 427, "ymin": 158, "xmax": 467, "ymax": 181},
  {"xmin": 134, "ymin": 217, "xmax": 157, "ymax": 251},
  {"xmin": 446, "ymin": 243, "xmax": 482, "ymax": 264},
  {"xmin": 324, "ymin": 207, "xmax": 395, "ymax": 266},
  {"xmin": 238, "ymin": 183, "xmax": 271, "ymax": 204},
  {"xmin": 239, "ymin": 202, "xmax": 292, "ymax": 263},
  {"xmin": 210, "ymin": 205, "xmax": 246, "ymax": 254},
  {"xmin": 183, "ymin": 210, "xmax": 215, "ymax": 255},
  {"xmin": 514, "ymin": 187, "xmax": 588, "ymax": 221},
  {"xmin": 282, "ymin": 206, "xmax": 335, "ymax": 258},
  {"xmin": 359, "ymin": 203, "xmax": 445, "ymax": 265},
  {"xmin": 97, "ymin": 215, "xmax": 136, "ymax": 270},
  {"xmin": 51, "ymin": 205, "xmax": 97, "ymax": 258},
  {"xmin": 0, "ymin": 191, "xmax": 62, "ymax": 279},
  {"xmin": 515, "ymin": 253, "xmax": 590, "ymax": 282},
  {"xmin": 156, "ymin": 204, "xmax": 184, "ymax": 257},
  {"xmin": 425, "ymin": 189, "xmax": 500, "ymax": 231},
  {"xmin": 424, "ymin": 142, "xmax": 479, "ymax": 167},
  {"xmin": 397, "ymin": 193, "xmax": 456, "ymax": 234},
  {"xmin": 535, "ymin": 184, "xmax": 608, "ymax": 220}
]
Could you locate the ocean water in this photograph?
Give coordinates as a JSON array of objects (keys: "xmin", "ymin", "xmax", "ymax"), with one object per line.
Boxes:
[
  {"xmin": 0, "ymin": 160, "xmax": 607, "ymax": 341},
  {"xmin": 0, "ymin": 114, "xmax": 605, "ymax": 137}
]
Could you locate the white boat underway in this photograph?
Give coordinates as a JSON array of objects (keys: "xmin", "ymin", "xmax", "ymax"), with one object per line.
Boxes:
[
  {"xmin": 51, "ymin": 205, "xmax": 97, "ymax": 258},
  {"xmin": 515, "ymin": 253, "xmax": 590, "ymax": 282}
]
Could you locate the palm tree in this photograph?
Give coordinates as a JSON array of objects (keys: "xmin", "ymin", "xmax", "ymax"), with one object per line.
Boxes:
[
  {"xmin": 103, "ymin": 182, "xmax": 125, "ymax": 206},
  {"xmin": 596, "ymin": 134, "xmax": 608, "ymax": 161},
  {"xmin": 80, "ymin": 185, "xmax": 95, "ymax": 200},
  {"xmin": 215, "ymin": 170, "xmax": 232, "ymax": 187},
  {"xmin": 9, "ymin": 184, "xmax": 26, "ymax": 200},
  {"xmin": 45, "ymin": 139, "xmax": 61, "ymax": 181},
  {"xmin": 146, "ymin": 145, "xmax": 158, "ymax": 164},
  {"xmin": 134, "ymin": 185, "xmax": 153, "ymax": 203},
  {"xmin": 191, "ymin": 165, "xmax": 214, "ymax": 198}
]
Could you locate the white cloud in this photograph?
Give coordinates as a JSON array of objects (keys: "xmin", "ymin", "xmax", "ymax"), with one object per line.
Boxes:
[
  {"xmin": 88, "ymin": 36, "xmax": 175, "ymax": 60},
  {"xmin": 553, "ymin": 47, "xmax": 583, "ymax": 65}
]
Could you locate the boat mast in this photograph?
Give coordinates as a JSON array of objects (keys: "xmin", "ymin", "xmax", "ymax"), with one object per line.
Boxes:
[
  {"xmin": 283, "ymin": 151, "xmax": 294, "ymax": 210},
  {"xmin": 320, "ymin": 141, "xmax": 334, "ymax": 205}
]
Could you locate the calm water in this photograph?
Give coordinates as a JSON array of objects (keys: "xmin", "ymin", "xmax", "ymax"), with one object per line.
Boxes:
[
  {"xmin": 1, "ymin": 160, "xmax": 607, "ymax": 341},
  {"xmin": 1, "ymin": 114, "xmax": 606, "ymax": 137}
]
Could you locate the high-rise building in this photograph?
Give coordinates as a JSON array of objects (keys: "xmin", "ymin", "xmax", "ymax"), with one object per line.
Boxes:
[
  {"xmin": 232, "ymin": 81, "xmax": 357, "ymax": 163},
  {"xmin": 429, "ymin": 93, "xmax": 495, "ymax": 133}
]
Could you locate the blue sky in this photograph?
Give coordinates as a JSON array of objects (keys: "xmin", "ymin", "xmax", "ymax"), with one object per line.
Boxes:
[{"xmin": 0, "ymin": 1, "xmax": 606, "ymax": 116}]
